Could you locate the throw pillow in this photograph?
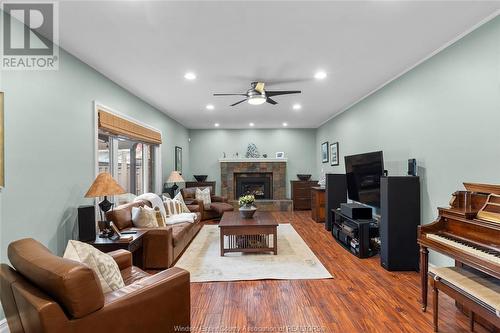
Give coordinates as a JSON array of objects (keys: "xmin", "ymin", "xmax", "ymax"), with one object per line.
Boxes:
[
  {"xmin": 195, "ymin": 187, "xmax": 211, "ymax": 207},
  {"xmin": 163, "ymin": 198, "xmax": 182, "ymax": 217},
  {"xmin": 131, "ymin": 206, "xmax": 158, "ymax": 228},
  {"xmin": 63, "ymin": 240, "xmax": 125, "ymax": 293},
  {"xmin": 174, "ymin": 192, "xmax": 191, "ymax": 213},
  {"xmin": 154, "ymin": 206, "xmax": 166, "ymax": 227}
]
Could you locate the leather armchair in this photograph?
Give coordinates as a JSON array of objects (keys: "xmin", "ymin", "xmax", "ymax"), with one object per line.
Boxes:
[
  {"xmin": 181, "ymin": 186, "xmax": 234, "ymax": 220},
  {"xmin": 0, "ymin": 238, "xmax": 190, "ymax": 333}
]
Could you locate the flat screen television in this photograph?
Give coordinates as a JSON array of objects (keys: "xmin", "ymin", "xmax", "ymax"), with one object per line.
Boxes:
[{"xmin": 344, "ymin": 151, "xmax": 384, "ymax": 208}]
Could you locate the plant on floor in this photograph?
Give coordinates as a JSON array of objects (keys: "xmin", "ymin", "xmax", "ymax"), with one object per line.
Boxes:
[{"xmin": 238, "ymin": 194, "xmax": 255, "ymax": 208}]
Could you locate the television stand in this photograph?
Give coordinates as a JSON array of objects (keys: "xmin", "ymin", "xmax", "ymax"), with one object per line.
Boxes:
[{"xmin": 331, "ymin": 209, "xmax": 379, "ymax": 258}]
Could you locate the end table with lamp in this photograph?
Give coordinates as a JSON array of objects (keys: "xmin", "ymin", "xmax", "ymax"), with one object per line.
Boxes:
[{"xmin": 84, "ymin": 172, "xmax": 126, "ymax": 238}]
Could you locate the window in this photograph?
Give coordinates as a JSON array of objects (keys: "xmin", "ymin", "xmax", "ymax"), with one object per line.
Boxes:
[
  {"xmin": 98, "ymin": 134, "xmax": 111, "ymax": 174},
  {"xmin": 95, "ymin": 107, "xmax": 162, "ymax": 200},
  {"xmin": 99, "ymin": 133, "xmax": 159, "ymax": 196}
]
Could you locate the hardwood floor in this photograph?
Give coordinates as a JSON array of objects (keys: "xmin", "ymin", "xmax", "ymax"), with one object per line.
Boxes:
[{"xmin": 191, "ymin": 211, "xmax": 487, "ymax": 333}]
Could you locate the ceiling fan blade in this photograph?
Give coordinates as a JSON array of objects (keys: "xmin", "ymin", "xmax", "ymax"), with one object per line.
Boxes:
[
  {"xmin": 255, "ymin": 82, "xmax": 265, "ymax": 93},
  {"xmin": 266, "ymin": 97, "xmax": 278, "ymax": 105},
  {"xmin": 214, "ymin": 93, "xmax": 247, "ymax": 96},
  {"xmin": 230, "ymin": 99, "xmax": 247, "ymax": 106},
  {"xmin": 265, "ymin": 90, "xmax": 301, "ymax": 97}
]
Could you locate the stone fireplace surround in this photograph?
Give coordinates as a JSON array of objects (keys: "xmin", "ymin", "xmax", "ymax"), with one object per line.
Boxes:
[{"xmin": 220, "ymin": 159, "xmax": 287, "ymax": 200}]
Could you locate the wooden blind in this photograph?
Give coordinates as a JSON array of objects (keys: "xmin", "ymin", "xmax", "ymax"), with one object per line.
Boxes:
[{"xmin": 98, "ymin": 110, "xmax": 162, "ymax": 145}]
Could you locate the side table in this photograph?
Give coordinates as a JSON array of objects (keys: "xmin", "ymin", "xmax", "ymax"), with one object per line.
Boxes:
[{"xmin": 87, "ymin": 229, "xmax": 147, "ymax": 268}]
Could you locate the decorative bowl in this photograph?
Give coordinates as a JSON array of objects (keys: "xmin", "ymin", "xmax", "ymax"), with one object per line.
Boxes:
[
  {"xmin": 239, "ymin": 206, "xmax": 257, "ymax": 219},
  {"xmin": 193, "ymin": 175, "xmax": 208, "ymax": 182},
  {"xmin": 297, "ymin": 174, "xmax": 312, "ymax": 181}
]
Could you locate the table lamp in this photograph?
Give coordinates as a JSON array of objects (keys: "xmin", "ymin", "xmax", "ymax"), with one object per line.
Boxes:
[
  {"xmin": 167, "ymin": 171, "xmax": 185, "ymax": 196},
  {"xmin": 85, "ymin": 172, "xmax": 126, "ymax": 221}
]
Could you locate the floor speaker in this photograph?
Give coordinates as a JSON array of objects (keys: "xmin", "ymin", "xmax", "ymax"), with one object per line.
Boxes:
[
  {"xmin": 325, "ymin": 174, "xmax": 347, "ymax": 231},
  {"xmin": 78, "ymin": 205, "xmax": 96, "ymax": 242},
  {"xmin": 380, "ymin": 176, "xmax": 420, "ymax": 271}
]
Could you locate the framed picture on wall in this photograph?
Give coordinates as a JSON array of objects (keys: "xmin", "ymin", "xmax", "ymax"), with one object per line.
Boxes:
[
  {"xmin": 321, "ymin": 141, "xmax": 329, "ymax": 163},
  {"xmin": 330, "ymin": 142, "xmax": 339, "ymax": 166},
  {"xmin": 175, "ymin": 146, "xmax": 182, "ymax": 174}
]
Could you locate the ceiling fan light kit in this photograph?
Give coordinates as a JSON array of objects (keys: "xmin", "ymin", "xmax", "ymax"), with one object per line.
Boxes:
[{"xmin": 248, "ymin": 95, "xmax": 266, "ymax": 105}]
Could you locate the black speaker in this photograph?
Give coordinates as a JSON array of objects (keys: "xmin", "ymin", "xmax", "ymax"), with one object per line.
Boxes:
[
  {"xmin": 380, "ymin": 176, "xmax": 420, "ymax": 271},
  {"xmin": 325, "ymin": 174, "xmax": 347, "ymax": 231},
  {"xmin": 78, "ymin": 205, "xmax": 96, "ymax": 242},
  {"xmin": 408, "ymin": 158, "xmax": 417, "ymax": 176}
]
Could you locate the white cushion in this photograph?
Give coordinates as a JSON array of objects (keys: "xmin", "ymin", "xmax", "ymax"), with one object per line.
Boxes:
[
  {"xmin": 163, "ymin": 198, "xmax": 182, "ymax": 217},
  {"xmin": 174, "ymin": 192, "xmax": 191, "ymax": 213},
  {"xmin": 131, "ymin": 206, "xmax": 158, "ymax": 228},
  {"xmin": 63, "ymin": 240, "xmax": 125, "ymax": 293},
  {"xmin": 196, "ymin": 187, "xmax": 211, "ymax": 206}
]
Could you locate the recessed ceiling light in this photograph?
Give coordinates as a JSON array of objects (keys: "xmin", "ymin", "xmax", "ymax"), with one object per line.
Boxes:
[
  {"xmin": 184, "ymin": 72, "xmax": 196, "ymax": 80},
  {"xmin": 292, "ymin": 104, "xmax": 302, "ymax": 110},
  {"xmin": 282, "ymin": 122, "xmax": 288, "ymax": 127},
  {"xmin": 214, "ymin": 123, "xmax": 220, "ymax": 127},
  {"xmin": 206, "ymin": 104, "xmax": 214, "ymax": 110},
  {"xmin": 249, "ymin": 122, "xmax": 255, "ymax": 127},
  {"xmin": 314, "ymin": 71, "xmax": 327, "ymax": 80}
]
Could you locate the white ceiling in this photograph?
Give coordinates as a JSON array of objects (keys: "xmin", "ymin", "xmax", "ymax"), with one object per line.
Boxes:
[{"xmin": 57, "ymin": 1, "xmax": 500, "ymax": 129}]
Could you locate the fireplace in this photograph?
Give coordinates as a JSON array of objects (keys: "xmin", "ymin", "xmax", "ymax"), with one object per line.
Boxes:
[{"xmin": 234, "ymin": 173, "xmax": 273, "ymax": 200}]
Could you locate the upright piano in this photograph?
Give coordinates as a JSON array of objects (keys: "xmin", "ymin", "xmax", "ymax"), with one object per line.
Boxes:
[{"xmin": 418, "ymin": 183, "xmax": 500, "ymax": 312}]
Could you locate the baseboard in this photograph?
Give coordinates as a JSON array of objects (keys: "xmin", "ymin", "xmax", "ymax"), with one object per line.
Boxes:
[{"xmin": 0, "ymin": 319, "xmax": 9, "ymax": 333}]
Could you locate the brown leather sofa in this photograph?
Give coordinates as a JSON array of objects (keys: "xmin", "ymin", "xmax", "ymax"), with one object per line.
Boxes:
[
  {"xmin": 106, "ymin": 199, "xmax": 202, "ymax": 269},
  {"xmin": 0, "ymin": 238, "xmax": 190, "ymax": 333},
  {"xmin": 181, "ymin": 186, "xmax": 234, "ymax": 220}
]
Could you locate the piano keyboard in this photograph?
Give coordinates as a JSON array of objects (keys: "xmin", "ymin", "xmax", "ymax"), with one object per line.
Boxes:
[{"xmin": 426, "ymin": 233, "xmax": 500, "ymax": 265}]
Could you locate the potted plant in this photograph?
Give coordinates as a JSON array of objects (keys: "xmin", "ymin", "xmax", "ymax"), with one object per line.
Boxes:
[{"xmin": 238, "ymin": 194, "xmax": 257, "ymax": 219}]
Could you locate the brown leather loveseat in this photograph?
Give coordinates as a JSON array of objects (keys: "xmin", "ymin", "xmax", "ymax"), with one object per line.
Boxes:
[
  {"xmin": 0, "ymin": 238, "xmax": 190, "ymax": 333},
  {"xmin": 106, "ymin": 199, "xmax": 202, "ymax": 269},
  {"xmin": 181, "ymin": 186, "xmax": 234, "ymax": 220}
]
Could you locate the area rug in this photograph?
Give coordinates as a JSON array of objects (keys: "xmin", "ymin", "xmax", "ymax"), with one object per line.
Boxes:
[{"xmin": 175, "ymin": 224, "xmax": 333, "ymax": 282}]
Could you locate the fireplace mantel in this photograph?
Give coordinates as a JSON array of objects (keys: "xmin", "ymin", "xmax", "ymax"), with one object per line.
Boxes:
[{"xmin": 219, "ymin": 158, "xmax": 287, "ymax": 163}]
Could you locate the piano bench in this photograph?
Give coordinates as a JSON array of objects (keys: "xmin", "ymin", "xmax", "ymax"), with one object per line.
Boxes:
[{"xmin": 429, "ymin": 266, "xmax": 500, "ymax": 332}]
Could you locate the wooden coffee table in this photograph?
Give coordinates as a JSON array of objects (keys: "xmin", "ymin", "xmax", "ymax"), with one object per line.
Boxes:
[{"xmin": 219, "ymin": 211, "xmax": 278, "ymax": 256}]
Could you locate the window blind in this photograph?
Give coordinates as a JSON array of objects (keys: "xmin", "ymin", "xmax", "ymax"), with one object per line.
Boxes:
[{"xmin": 98, "ymin": 110, "xmax": 162, "ymax": 145}]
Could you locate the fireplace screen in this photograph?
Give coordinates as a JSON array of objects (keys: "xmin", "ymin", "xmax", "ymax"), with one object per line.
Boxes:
[{"xmin": 234, "ymin": 173, "xmax": 272, "ymax": 199}]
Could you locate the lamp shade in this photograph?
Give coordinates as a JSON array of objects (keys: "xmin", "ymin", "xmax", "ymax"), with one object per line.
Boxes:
[
  {"xmin": 85, "ymin": 172, "xmax": 126, "ymax": 198},
  {"xmin": 167, "ymin": 171, "xmax": 185, "ymax": 183}
]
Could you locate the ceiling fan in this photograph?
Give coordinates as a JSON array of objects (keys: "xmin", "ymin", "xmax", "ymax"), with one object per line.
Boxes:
[{"xmin": 213, "ymin": 82, "xmax": 301, "ymax": 106}]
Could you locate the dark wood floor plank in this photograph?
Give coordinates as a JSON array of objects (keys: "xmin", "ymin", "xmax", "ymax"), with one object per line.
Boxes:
[{"xmin": 191, "ymin": 211, "xmax": 489, "ymax": 333}]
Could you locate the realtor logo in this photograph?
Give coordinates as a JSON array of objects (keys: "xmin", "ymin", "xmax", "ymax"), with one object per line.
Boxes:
[{"xmin": 1, "ymin": 2, "xmax": 59, "ymax": 70}]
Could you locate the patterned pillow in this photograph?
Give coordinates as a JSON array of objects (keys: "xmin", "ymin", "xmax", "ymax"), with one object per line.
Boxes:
[
  {"xmin": 154, "ymin": 206, "xmax": 166, "ymax": 227},
  {"xmin": 174, "ymin": 192, "xmax": 191, "ymax": 213},
  {"xmin": 131, "ymin": 206, "xmax": 158, "ymax": 228},
  {"xmin": 196, "ymin": 187, "xmax": 211, "ymax": 207},
  {"xmin": 63, "ymin": 240, "xmax": 125, "ymax": 293},
  {"xmin": 163, "ymin": 198, "xmax": 183, "ymax": 217}
]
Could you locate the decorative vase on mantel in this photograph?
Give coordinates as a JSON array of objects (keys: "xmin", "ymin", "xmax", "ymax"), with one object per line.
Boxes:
[{"xmin": 238, "ymin": 194, "xmax": 257, "ymax": 219}]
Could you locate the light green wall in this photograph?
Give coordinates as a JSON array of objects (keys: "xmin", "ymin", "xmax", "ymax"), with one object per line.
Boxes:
[
  {"xmin": 316, "ymin": 17, "xmax": 500, "ymax": 266},
  {"xmin": 188, "ymin": 129, "xmax": 318, "ymax": 197},
  {"xmin": 0, "ymin": 47, "xmax": 189, "ymax": 280}
]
